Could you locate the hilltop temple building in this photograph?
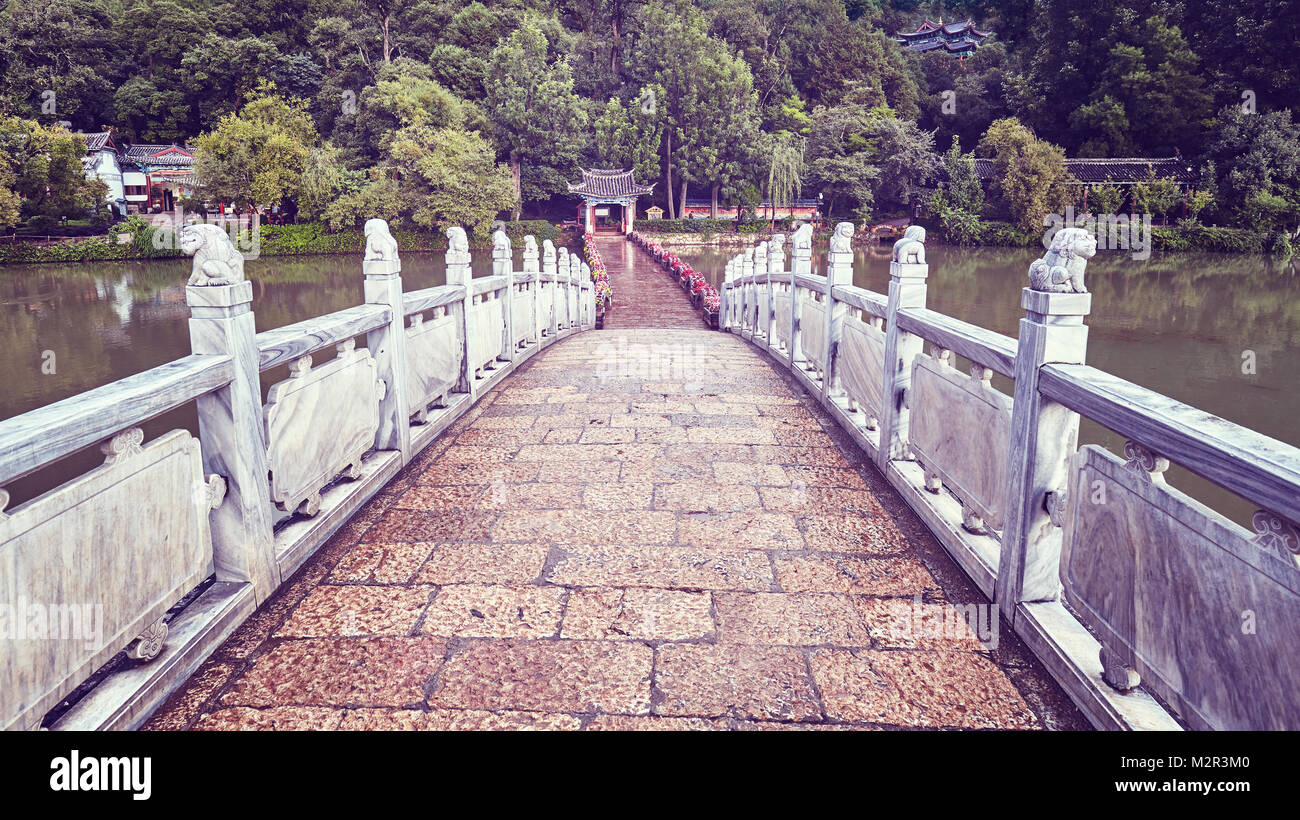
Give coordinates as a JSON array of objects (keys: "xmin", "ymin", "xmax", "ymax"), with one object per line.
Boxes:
[{"xmin": 894, "ymin": 19, "xmax": 991, "ymax": 56}]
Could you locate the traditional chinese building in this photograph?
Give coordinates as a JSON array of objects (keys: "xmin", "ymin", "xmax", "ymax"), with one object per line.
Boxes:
[
  {"xmin": 680, "ymin": 198, "xmax": 821, "ymax": 221},
  {"xmin": 895, "ymin": 19, "xmax": 991, "ymax": 56},
  {"xmin": 567, "ymin": 168, "xmax": 655, "ymax": 234},
  {"xmin": 123, "ymin": 144, "xmax": 197, "ymax": 212},
  {"xmin": 78, "ymin": 131, "xmax": 128, "ymax": 216},
  {"xmin": 973, "ymin": 157, "xmax": 1198, "ymax": 187},
  {"xmin": 972, "ymin": 156, "xmax": 1200, "ymax": 211}
]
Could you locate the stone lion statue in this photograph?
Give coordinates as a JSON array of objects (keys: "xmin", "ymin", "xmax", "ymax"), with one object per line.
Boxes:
[
  {"xmin": 892, "ymin": 225, "xmax": 926, "ymax": 264},
  {"xmin": 524, "ymin": 235, "xmax": 537, "ymax": 254},
  {"xmin": 181, "ymin": 223, "xmax": 244, "ymax": 286},
  {"xmin": 363, "ymin": 218, "xmax": 399, "ymax": 262},
  {"xmin": 542, "ymin": 238, "xmax": 556, "ymax": 263},
  {"xmin": 446, "ymin": 226, "xmax": 469, "ymax": 255},
  {"xmin": 493, "ymin": 228, "xmax": 510, "ymax": 252},
  {"xmin": 1029, "ymin": 227, "xmax": 1097, "ymax": 293},
  {"xmin": 829, "ymin": 221, "xmax": 855, "ymax": 254},
  {"xmin": 792, "ymin": 222, "xmax": 813, "ymax": 250}
]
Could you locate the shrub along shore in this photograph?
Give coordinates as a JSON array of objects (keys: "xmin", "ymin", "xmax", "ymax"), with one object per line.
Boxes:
[
  {"xmin": 0, "ymin": 220, "xmax": 563, "ymax": 266},
  {"xmin": 633, "ymin": 218, "xmax": 1280, "ymax": 254}
]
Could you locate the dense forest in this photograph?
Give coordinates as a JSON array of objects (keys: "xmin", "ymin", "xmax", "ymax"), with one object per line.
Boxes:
[{"xmin": 0, "ymin": 0, "xmax": 1297, "ymax": 239}]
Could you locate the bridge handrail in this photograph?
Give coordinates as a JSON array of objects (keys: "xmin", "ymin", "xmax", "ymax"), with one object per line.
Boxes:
[
  {"xmin": 718, "ymin": 225, "xmax": 1300, "ymax": 732},
  {"xmin": 471, "ymin": 274, "xmax": 509, "ymax": 296},
  {"xmin": 0, "ymin": 226, "xmax": 596, "ymax": 732},
  {"xmin": 257, "ymin": 303, "xmax": 392, "ymax": 372},
  {"xmin": 895, "ymin": 306, "xmax": 1017, "ymax": 377},
  {"xmin": 829, "ymin": 283, "xmax": 885, "ymax": 318},
  {"xmin": 1041, "ymin": 362, "xmax": 1300, "ymax": 521},
  {"xmin": 402, "ymin": 283, "xmax": 465, "ymax": 317},
  {"xmin": 0, "ymin": 354, "xmax": 234, "ymax": 486}
]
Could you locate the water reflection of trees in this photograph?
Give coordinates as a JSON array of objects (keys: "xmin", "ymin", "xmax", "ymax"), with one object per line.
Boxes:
[{"xmin": 0, "ymin": 253, "xmax": 479, "ymax": 423}]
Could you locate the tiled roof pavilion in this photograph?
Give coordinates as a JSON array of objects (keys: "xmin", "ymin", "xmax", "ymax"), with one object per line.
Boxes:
[{"xmin": 567, "ymin": 168, "xmax": 655, "ymax": 199}]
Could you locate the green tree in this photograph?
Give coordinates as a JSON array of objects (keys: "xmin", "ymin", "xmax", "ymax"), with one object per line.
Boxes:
[
  {"xmin": 940, "ymin": 136, "xmax": 984, "ymax": 216},
  {"xmin": 1132, "ymin": 169, "xmax": 1181, "ymax": 224},
  {"xmin": 385, "ymin": 122, "xmax": 516, "ymax": 231},
  {"xmin": 1086, "ymin": 184, "xmax": 1125, "ymax": 216},
  {"xmin": 804, "ymin": 88, "xmax": 883, "ymax": 219},
  {"xmin": 484, "ymin": 20, "xmax": 588, "ymax": 219},
  {"xmin": 0, "ymin": 116, "xmax": 108, "ymax": 221},
  {"xmin": 977, "ymin": 117, "xmax": 1075, "ymax": 231},
  {"xmin": 593, "ymin": 91, "xmax": 663, "ymax": 185},
  {"xmin": 627, "ymin": 3, "xmax": 761, "ymax": 217},
  {"xmin": 298, "ymin": 142, "xmax": 366, "ymax": 221},
  {"xmin": 1205, "ymin": 105, "xmax": 1300, "ymax": 231},
  {"xmin": 193, "ymin": 82, "xmax": 320, "ymax": 209},
  {"xmin": 764, "ymin": 132, "xmax": 804, "ymax": 221}
]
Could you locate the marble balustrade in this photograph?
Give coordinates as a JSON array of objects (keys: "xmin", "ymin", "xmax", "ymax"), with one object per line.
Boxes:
[
  {"xmin": 0, "ymin": 230, "xmax": 596, "ymax": 731},
  {"xmin": 721, "ymin": 226, "xmax": 1300, "ymax": 732}
]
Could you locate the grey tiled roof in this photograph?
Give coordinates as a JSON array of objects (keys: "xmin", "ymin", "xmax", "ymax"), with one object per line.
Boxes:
[
  {"xmin": 568, "ymin": 168, "xmax": 655, "ymax": 198},
  {"xmin": 79, "ymin": 131, "xmax": 114, "ymax": 151},
  {"xmin": 123, "ymin": 144, "xmax": 195, "ymax": 167},
  {"xmin": 973, "ymin": 157, "xmax": 1197, "ymax": 184}
]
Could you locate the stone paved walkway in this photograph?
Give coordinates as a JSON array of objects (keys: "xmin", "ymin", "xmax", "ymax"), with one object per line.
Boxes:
[
  {"xmin": 144, "ymin": 240, "xmax": 1085, "ymax": 731},
  {"xmin": 597, "ymin": 234, "xmax": 703, "ymax": 329}
]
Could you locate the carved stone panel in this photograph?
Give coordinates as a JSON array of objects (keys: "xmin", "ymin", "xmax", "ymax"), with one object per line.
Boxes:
[
  {"xmin": 1061, "ymin": 444, "xmax": 1300, "ymax": 730},
  {"xmin": 800, "ymin": 299, "xmax": 826, "ymax": 366},
  {"xmin": 756, "ymin": 291, "xmax": 770, "ymax": 338},
  {"xmin": 405, "ymin": 312, "xmax": 462, "ymax": 421},
  {"xmin": 469, "ymin": 296, "xmax": 504, "ymax": 373},
  {"xmin": 0, "ymin": 428, "xmax": 220, "ymax": 730},
  {"xmin": 839, "ymin": 316, "xmax": 886, "ymax": 423},
  {"xmin": 264, "ymin": 341, "xmax": 383, "ymax": 516},
  {"xmin": 512, "ymin": 286, "xmax": 534, "ymax": 347},
  {"xmin": 908, "ymin": 353, "xmax": 1012, "ymax": 531},
  {"xmin": 773, "ymin": 293, "xmax": 791, "ymax": 349},
  {"xmin": 539, "ymin": 283, "xmax": 555, "ymax": 334}
]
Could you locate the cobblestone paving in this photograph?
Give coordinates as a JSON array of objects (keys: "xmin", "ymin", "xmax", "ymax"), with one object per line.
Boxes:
[{"xmin": 146, "ymin": 241, "xmax": 1087, "ymax": 731}]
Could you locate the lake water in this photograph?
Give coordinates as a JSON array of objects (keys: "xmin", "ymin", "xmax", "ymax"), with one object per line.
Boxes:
[{"xmin": 2, "ymin": 244, "xmax": 1297, "ymax": 527}]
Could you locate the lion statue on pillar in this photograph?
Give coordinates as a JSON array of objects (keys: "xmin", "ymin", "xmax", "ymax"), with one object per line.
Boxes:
[
  {"xmin": 1029, "ymin": 227, "xmax": 1097, "ymax": 293},
  {"xmin": 180, "ymin": 223, "xmax": 245, "ymax": 286},
  {"xmin": 363, "ymin": 218, "xmax": 399, "ymax": 263},
  {"xmin": 891, "ymin": 225, "xmax": 926, "ymax": 264},
  {"xmin": 829, "ymin": 221, "xmax": 855, "ymax": 254}
]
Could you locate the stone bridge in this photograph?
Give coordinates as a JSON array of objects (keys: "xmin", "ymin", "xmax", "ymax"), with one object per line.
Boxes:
[{"xmin": 3, "ymin": 223, "xmax": 1297, "ymax": 732}]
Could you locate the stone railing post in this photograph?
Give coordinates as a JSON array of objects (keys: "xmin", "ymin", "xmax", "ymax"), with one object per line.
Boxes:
[
  {"xmin": 997, "ymin": 286, "xmax": 1092, "ymax": 623},
  {"xmin": 768, "ymin": 234, "xmax": 785, "ymax": 355},
  {"xmin": 445, "ymin": 227, "xmax": 474, "ymax": 394},
  {"xmin": 722, "ymin": 260, "xmax": 735, "ymax": 330},
  {"xmin": 186, "ymin": 268, "xmax": 278, "ymax": 602},
  {"xmin": 731, "ymin": 255, "xmax": 743, "ymax": 332},
  {"xmin": 790, "ymin": 224, "xmax": 812, "ymax": 368},
  {"xmin": 493, "ymin": 229, "xmax": 513, "ymax": 363},
  {"xmin": 876, "ymin": 229, "xmax": 929, "ymax": 470},
  {"xmin": 543, "ymin": 240, "xmax": 558, "ymax": 339},
  {"xmin": 822, "ymin": 222, "xmax": 855, "ymax": 399},
  {"xmin": 363, "ymin": 219, "xmax": 411, "ymax": 462},
  {"xmin": 741, "ymin": 249, "xmax": 756, "ymax": 334},
  {"xmin": 523, "ymin": 235, "xmax": 540, "ymax": 346},
  {"xmin": 754, "ymin": 240, "xmax": 769, "ymax": 343},
  {"xmin": 557, "ymin": 248, "xmax": 570, "ymax": 332}
]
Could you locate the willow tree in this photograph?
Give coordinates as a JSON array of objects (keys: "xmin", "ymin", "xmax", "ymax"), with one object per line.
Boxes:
[{"xmin": 766, "ymin": 132, "xmax": 804, "ymax": 224}]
